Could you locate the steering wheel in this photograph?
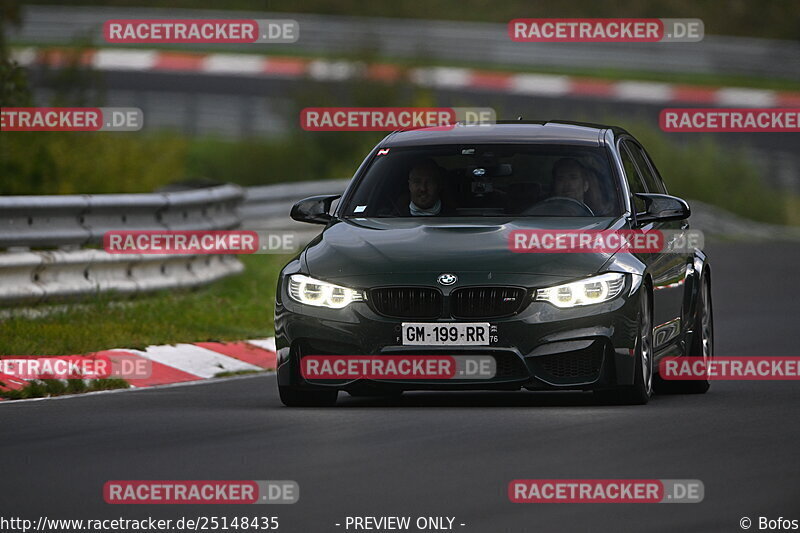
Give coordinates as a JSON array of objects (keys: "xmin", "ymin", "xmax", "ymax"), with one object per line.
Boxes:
[{"xmin": 524, "ymin": 196, "xmax": 595, "ymax": 216}]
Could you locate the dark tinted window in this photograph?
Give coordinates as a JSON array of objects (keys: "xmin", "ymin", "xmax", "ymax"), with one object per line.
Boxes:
[
  {"xmin": 624, "ymin": 140, "xmax": 666, "ymax": 194},
  {"xmin": 619, "ymin": 142, "xmax": 647, "ymax": 214},
  {"xmin": 638, "ymin": 144, "xmax": 668, "ymax": 194},
  {"xmin": 343, "ymin": 144, "xmax": 621, "ymax": 218}
]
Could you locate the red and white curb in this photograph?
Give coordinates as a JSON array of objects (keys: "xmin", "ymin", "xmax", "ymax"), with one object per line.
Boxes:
[
  {"xmin": 12, "ymin": 47, "xmax": 800, "ymax": 107},
  {"xmin": 0, "ymin": 337, "xmax": 277, "ymax": 400}
]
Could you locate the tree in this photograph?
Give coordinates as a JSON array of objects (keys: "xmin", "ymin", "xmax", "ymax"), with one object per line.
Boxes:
[{"xmin": 0, "ymin": 0, "xmax": 31, "ymax": 106}]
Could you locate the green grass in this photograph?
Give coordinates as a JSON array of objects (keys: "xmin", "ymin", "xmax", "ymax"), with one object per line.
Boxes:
[{"xmin": 0, "ymin": 254, "xmax": 291, "ymax": 356}]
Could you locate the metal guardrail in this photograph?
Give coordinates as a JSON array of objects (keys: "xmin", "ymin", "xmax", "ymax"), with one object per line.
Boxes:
[
  {"xmin": 0, "ymin": 185, "xmax": 244, "ymax": 305},
  {"xmin": 0, "ymin": 184, "xmax": 242, "ymax": 249},
  {"xmin": 0, "ymin": 178, "xmax": 349, "ymax": 305},
  {"xmin": 12, "ymin": 5, "xmax": 800, "ymax": 80},
  {"xmin": 1, "ymin": 250, "xmax": 243, "ymax": 305}
]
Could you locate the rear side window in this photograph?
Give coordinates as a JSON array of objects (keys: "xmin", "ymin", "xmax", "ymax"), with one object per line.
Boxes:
[
  {"xmin": 619, "ymin": 142, "xmax": 647, "ymax": 214},
  {"xmin": 624, "ymin": 140, "xmax": 667, "ymax": 194},
  {"xmin": 638, "ymin": 145, "xmax": 668, "ymax": 194}
]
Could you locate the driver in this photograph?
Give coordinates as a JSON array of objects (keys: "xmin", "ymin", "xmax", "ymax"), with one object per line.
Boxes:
[
  {"xmin": 551, "ymin": 158, "xmax": 590, "ymax": 203},
  {"xmin": 407, "ymin": 159, "xmax": 445, "ymax": 216}
]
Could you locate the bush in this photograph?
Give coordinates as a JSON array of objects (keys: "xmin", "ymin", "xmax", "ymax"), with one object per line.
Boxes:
[
  {"xmin": 185, "ymin": 133, "xmax": 383, "ymax": 186},
  {"xmin": 0, "ymin": 132, "xmax": 188, "ymax": 195},
  {"xmin": 624, "ymin": 123, "xmax": 787, "ymax": 225}
]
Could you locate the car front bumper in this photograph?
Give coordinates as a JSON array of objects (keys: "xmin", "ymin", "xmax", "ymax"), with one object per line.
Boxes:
[{"xmin": 275, "ymin": 277, "xmax": 643, "ymax": 393}]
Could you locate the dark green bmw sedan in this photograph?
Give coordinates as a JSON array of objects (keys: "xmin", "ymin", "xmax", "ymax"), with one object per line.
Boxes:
[{"xmin": 275, "ymin": 121, "xmax": 713, "ymax": 406}]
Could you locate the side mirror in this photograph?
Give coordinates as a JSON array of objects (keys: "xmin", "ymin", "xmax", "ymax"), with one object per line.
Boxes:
[
  {"xmin": 290, "ymin": 194, "xmax": 341, "ymax": 225},
  {"xmin": 634, "ymin": 193, "xmax": 691, "ymax": 224}
]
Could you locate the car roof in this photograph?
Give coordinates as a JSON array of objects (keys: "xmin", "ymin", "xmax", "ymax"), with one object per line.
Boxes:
[{"xmin": 381, "ymin": 121, "xmax": 628, "ymax": 148}]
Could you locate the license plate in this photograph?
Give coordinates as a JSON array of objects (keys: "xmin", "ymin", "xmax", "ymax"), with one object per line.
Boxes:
[{"xmin": 401, "ymin": 322, "xmax": 491, "ymax": 346}]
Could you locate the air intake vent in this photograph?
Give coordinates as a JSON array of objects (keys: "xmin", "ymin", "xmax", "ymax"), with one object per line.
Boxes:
[{"xmin": 539, "ymin": 349, "xmax": 603, "ymax": 380}]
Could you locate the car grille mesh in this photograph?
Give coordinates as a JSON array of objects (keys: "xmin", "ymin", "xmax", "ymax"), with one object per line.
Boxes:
[
  {"xmin": 370, "ymin": 286, "xmax": 526, "ymax": 319},
  {"xmin": 539, "ymin": 349, "xmax": 603, "ymax": 379},
  {"xmin": 370, "ymin": 287, "xmax": 442, "ymax": 319},
  {"xmin": 450, "ymin": 287, "xmax": 526, "ymax": 318},
  {"xmin": 493, "ymin": 353, "xmax": 528, "ymax": 378}
]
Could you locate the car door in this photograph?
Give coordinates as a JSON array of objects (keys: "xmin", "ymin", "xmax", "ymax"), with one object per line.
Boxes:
[{"xmin": 619, "ymin": 138, "xmax": 686, "ymax": 352}]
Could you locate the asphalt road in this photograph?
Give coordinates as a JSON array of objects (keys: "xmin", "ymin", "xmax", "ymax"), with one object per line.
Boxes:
[{"xmin": 2, "ymin": 241, "xmax": 799, "ymax": 532}]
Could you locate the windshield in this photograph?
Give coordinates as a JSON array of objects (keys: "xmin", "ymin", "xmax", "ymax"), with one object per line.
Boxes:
[{"xmin": 342, "ymin": 144, "xmax": 622, "ymax": 218}]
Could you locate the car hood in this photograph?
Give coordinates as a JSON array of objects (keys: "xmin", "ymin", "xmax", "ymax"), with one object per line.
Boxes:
[{"xmin": 303, "ymin": 217, "xmax": 626, "ymax": 287}]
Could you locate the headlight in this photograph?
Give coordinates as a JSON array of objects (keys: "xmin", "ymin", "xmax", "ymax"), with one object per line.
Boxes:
[
  {"xmin": 288, "ymin": 274, "xmax": 365, "ymax": 309},
  {"xmin": 535, "ymin": 272, "xmax": 626, "ymax": 308}
]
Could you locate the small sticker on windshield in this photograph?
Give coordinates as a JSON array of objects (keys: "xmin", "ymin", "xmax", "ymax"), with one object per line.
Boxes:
[
  {"xmin": 462, "ymin": 148, "xmax": 476, "ymax": 154},
  {"xmin": 377, "ymin": 148, "xmax": 390, "ymax": 155},
  {"xmin": 354, "ymin": 205, "xmax": 367, "ymax": 213}
]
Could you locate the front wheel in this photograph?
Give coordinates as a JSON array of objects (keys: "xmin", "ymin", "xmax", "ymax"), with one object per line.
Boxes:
[
  {"xmin": 655, "ymin": 273, "xmax": 713, "ymax": 394},
  {"xmin": 278, "ymin": 386, "xmax": 338, "ymax": 407},
  {"xmin": 603, "ymin": 290, "xmax": 653, "ymax": 405}
]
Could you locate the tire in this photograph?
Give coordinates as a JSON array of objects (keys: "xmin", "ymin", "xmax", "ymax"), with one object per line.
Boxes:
[
  {"xmin": 655, "ymin": 273, "xmax": 713, "ymax": 394},
  {"xmin": 610, "ymin": 290, "xmax": 654, "ymax": 405},
  {"xmin": 278, "ymin": 386, "xmax": 338, "ymax": 407}
]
